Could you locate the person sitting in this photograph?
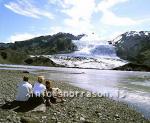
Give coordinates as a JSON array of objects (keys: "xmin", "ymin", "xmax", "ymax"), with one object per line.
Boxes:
[
  {"xmin": 2, "ymin": 77, "xmax": 32, "ymax": 112},
  {"xmin": 16, "ymin": 76, "xmax": 32, "ymax": 102},
  {"xmin": 32, "ymin": 76, "xmax": 46, "ymax": 104},
  {"xmin": 45, "ymin": 80, "xmax": 66, "ymax": 106}
]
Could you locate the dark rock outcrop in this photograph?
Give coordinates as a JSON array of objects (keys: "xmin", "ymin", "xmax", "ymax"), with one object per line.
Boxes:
[
  {"xmin": 24, "ymin": 56, "xmax": 63, "ymax": 67},
  {"xmin": 113, "ymin": 63, "xmax": 150, "ymax": 72},
  {"xmin": 113, "ymin": 31, "xmax": 150, "ymax": 67}
]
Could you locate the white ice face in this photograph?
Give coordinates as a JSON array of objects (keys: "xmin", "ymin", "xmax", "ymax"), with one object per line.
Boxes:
[
  {"xmin": 32, "ymin": 33, "xmax": 129, "ymax": 69},
  {"xmin": 46, "ymin": 55, "xmax": 126, "ymax": 69},
  {"xmin": 37, "ymin": 34, "xmax": 127, "ymax": 69}
]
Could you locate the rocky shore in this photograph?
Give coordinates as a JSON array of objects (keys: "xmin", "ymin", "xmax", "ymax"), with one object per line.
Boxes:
[{"xmin": 0, "ymin": 70, "xmax": 149, "ymax": 123}]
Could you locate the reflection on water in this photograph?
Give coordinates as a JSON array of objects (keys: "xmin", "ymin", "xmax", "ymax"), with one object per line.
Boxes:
[{"xmin": 0, "ymin": 64, "xmax": 150, "ymax": 119}]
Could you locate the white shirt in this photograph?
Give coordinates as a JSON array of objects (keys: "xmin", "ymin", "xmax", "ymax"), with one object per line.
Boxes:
[
  {"xmin": 16, "ymin": 81, "xmax": 32, "ymax": 101},
  {"xmin": 33, "ymin": 82, "xmax": 46, "ymax": 96}
]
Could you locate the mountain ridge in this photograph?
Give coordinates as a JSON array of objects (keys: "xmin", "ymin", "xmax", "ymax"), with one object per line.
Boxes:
[
  {"xmin": 0, "ymin": 32, "xmax": 85, "ymax": 66},
  {"xmin": 113, "ymin": 31, "xmax": 150, "ymax": 67}
]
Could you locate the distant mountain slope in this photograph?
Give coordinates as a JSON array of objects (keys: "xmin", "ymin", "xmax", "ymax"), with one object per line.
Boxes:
[
  {"xmin": 113, "ymin": 31, "xmax": 150, "ymax": 67},
  {"xmin": 4, "ymin": 32, "xmax": 84, "ymax": 55},
  {"xmin": 0, "ymin": 32, "xmax": 84, "ymax": 66}
]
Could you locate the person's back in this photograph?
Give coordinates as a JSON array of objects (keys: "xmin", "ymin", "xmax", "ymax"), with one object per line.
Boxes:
[
  {"xmin": 33, "ymin": 82, "xmax": 46, "ymax": 96},
  {"xmin": 16, "ymin": 76, "xmax": 32, "ymax": 101},
  {"xmin": 33, "ymin": 76, "xmax": 46, "ymax": 97}
]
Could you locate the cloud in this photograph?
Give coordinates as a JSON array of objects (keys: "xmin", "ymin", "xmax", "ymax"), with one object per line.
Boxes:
[
  {"xmin": 97, "ymin": 0, "xmax": 137, "ymax": 26},
  {"xmin": 61, "ymin": 0, "xmax": 96, "ymax": 21},
  {"xmin": 4, "ymin": 0, "xmax": 54, "ymax": 19},
  {"xmin": 8, "ymin": 33, "xmax": 38, "ymax": 43},
  {"xmin": 49, "ymin": 0, "xmax": 96, "ymax": 35},
  {"xmin": 97, "ymin": 0, "xmax": 129, "ymax": 11},
  {"xmin": 48, "ymin": 0, "xmax": 68, "ymax": 8},
  {"xmin": 100, "ymin": 10, "xmax": 136, "ymax": 26}
]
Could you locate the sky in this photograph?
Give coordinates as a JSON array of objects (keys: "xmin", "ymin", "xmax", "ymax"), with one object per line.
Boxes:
[{"xmin": 0, "ymin": 0, "xmax": 150, "ymax": 43}]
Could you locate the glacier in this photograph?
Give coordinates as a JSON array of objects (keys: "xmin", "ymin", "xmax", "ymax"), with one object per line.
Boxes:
[{"xmin": 43, "ymin": 35, "xmax": 127, "ymax": 69}]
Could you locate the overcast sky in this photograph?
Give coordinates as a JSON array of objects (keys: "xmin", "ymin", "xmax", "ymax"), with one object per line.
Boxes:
[{"xmin": 0, "ymin": 0, "xmax": 150, "ymax": 42}]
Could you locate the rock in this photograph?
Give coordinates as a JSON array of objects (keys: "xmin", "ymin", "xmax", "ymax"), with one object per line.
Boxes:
[
  {"xmin": 114, "ymin": 114, "xmax": 120, "ymax": 120},
  {"xmin": 97, "ymin": 113, "xmax": 102, "ymax": 117},
  {"xmin": 80, "ymin": 117, "xmax": 85, "ymax": 121},
  {"xmin": 22, "ymin": 71, "xmax": 29, "ymax": 73},
  {"xmin": 113, "ymin": 63, "xmax": 150, "ymax": 71},
  {"xmin": 95, "ymin": 110, "xmax": 100, "ymax": 114},
  {"xmin": 20, "ymin": 117, "xmax": 40, "ymax": 123},
  {"xmin": 32, "ymin": 104, "xmax": 46, "ymax": 112},
  {"xmin": 85, "ymin": 121, "xmax": 93, "ymax": 123},
  {"xmin": 67, "ymin": 111, "xmax": 72, "ymax": 116},
  {"xmin": 0, "ymin": 119, "xmax": 5, "ymax": 122},
  {"xmin": 16, "ymin": 117, "xmax": 21, "ymax": 121},
  {"xmin": 53, "ymin": 112, "xmax": 57, "ymax": 116},
  {"xmin": 42, "ymin": 116, "xmax": 47, "ymax": 119},
  {"xmin": 57, "ymin": 111, "xmax": 61, "ymax": 115},
  {"xmin": 51, "ymin": 116, "xmax": 56, "ymax": 120},
  {"xmin": 76, "ymin": 106, "xmax": 82, "ymax": 109},
  {"xmin": 6, "ymin": 116, "xmax": 12, "ymax": 122}
]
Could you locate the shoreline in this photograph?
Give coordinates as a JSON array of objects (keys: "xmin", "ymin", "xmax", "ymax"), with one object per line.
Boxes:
[
  {"xmin": 1, "ymin": 63, "xmax": 150, "ymax": 73},
  {"xmin": 0, "ymin": 69, "xmax": 149, "ymax": 123}
]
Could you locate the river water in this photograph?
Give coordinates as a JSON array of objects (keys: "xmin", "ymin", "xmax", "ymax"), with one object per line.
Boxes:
[{"xmin": 0, "ymin": 64, "xmax": 150, "ymax": 119}]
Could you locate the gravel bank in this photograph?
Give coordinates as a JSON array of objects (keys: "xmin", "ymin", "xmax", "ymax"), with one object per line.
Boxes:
[{"xmin": 0, "ymin": 70, "xmax": 149, "ymax": 123}]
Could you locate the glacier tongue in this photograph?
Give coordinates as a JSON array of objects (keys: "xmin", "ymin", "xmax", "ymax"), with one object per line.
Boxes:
[
  {"xmin": 45, "ymin": 55, "xmax": 127, "ymax": 69},
  {"xmin": 43, "ymin": 37, "xmax": 127, "ymax": 69},
  {"xmin": 72, "ymin": 39, "xmax": 117, "ymax": 57}
]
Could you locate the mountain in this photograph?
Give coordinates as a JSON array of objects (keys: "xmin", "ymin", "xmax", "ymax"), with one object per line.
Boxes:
[
  {"xmin": 113, "ymin": 31, "xmax": 150, "ymax": 67},
  {"xmin": 0, "ymin": 32, "xmax": 84, "ymax": 66},
  {"xmin": 6, "ymin": 32, "xmax": 85, "ymax": 55}
]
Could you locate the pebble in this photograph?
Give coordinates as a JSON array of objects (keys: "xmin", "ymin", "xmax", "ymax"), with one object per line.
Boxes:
[
  {"xmin": 95, "ymin": 110, "xmax": 100, "ymax": 114},
  {"xmin": 0, "ymin": 119, "xmax": 4, "ymax": 122},
  {"xmin": 80, "ymin": 117, "xmax": 85, "ymax": 121},
  {"xmin": 6, "ymin": 116, "xmax": 11, "ymax": 122},
  {"xmin": 20, "ymin": 117, "xmax": 40, "ymax": 123},
  {"xmin": 97, "ymin": 113, "xmax": 102, "ymax": 117},
  {"xmin": 76, "ymin": 106, "xmax": 82, "ymax": 109},
  {"xmin": 114, "ymin": 114, "xmax": 119, "ymax": 118},
  {"xmin": 42, "ymin": 116, "xmax": 47, "ymax": 119},
  {"xmin": 51, "ymin": 116, "xmax": 56, "ymax": 120},
  {"xmin": 53, "ymin": 113, "xmax": 57, "ymax": 116}
]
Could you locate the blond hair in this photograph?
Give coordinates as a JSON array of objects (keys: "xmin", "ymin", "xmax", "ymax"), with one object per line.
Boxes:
[{"xmin": 38, "ymin": 76, "xmax": 44, "ymax": 83}]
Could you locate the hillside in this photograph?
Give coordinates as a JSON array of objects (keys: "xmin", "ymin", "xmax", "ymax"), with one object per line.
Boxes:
[
  {"xmin": 5, "ymin": 33, "xmax": 84, "ymax": 55},
  {"xmin": 113, "ymin": 31, "xmax": 150, "ymax": 67},
  {"xmin": 0, "ymin": 32, "xmax": 84, "ymax": 66}
]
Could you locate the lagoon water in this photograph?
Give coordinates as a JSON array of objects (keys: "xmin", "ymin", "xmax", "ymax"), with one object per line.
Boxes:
[{"xmin": 0, "ymin": 64, "xmax": 150, "ymax": 119}]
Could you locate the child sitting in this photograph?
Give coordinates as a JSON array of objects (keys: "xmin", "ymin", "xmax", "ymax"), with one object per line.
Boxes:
[{"xmin": 45, "ymin": 80, "xmax": 66, "ymax": 106}]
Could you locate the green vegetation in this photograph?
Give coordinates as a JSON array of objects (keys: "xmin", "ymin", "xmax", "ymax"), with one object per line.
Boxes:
[
  {"xmin": 8, "ymin": 32, "xmax": 82, "ymax": 55},
  {"xmin": 115, "ymin": 31, "xmax": 150, "ymax": 68},
  {"xmin": 0, "ymin": 32, "xmax": 84, "ymax": 66},
  {"xmin": 24, "ymin": 56, "xmax": 64, "ymax": 67},
  {"xmin": 113, "ymin": 63, "xmax": 150, "ymax": 72},
  {"xmin": 0, "ymin": 49, "xmax": 28, "ymax": 64}
]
